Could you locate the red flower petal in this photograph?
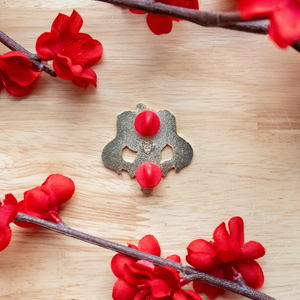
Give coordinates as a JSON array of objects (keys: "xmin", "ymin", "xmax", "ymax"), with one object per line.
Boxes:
[
  {"xmin": 269, "ymin": 3, "xmax": 300, "ymax": 48},
  {"xmin": 72, "ymin": 68, "xmax": 97, "ymax": 88},
  {"xmin": 111, "ymin": 253, "xmax": 137, "ymax": 278},
  {"xmin": 0, "ymin": 194, "xmax": 18, "ymax": 251},
  {"xmin": 193, "ymin": 279, "xmax": 226, "ymax": 300},
  {"xmin": 2, "ymin": 51, "xmax": 32, "ymax": 66},
  {"xmin": 42, "ymin": 174, "xmax": 75, "ymax": 206},
  {"xmin": 4, "ymin": 80, "xmax": 35, "ymax": 97},
  {"xmin": 62, "ymin": 33, "xmax": 103, "ymax": 67},
  {"xmin": 239, "ymin": 0, "xmax": 282, "ymax": 19},
  {"xmin": 192, "ymin": 280, "xmax": 204, "ymax": 295},
  {"xmin": 112, "ymin": 278, "xmax": 138, "ymax": 300},
  {"xmin": 187, "ymin": 253, "xmax": 218, "ymax": 271},
  {"xmin": 35, "ymin": 32, "xmax": 57, "ymax": 60},
  {"xmin": 186, "ymin": 240, "xmax": 218, "ymax": 271},
  {"xmin": 154, "ymin": 266, "xmax": 180, "ymax": 290},
  {"xmin": 61, "ymin": 54, "xmax": 83, "ymax": 76},
  {"xmin": 228, "ymin": 216, "xmax": 244, "ymax": 247},
  {"xmin": 240, "ymin": 241, "xmax": 266, "ymax": 260},
  {"xmin": 138, "ymin": 234, "xmax": 161, "ymax": 256},
  {"xmin": 176, "ymin": 0, "xmax": 199, "ymax": 9},
  {"xmin": 123, "ymin": 262, "xmax": 157, "ymax": 286},
  {"xmin": 45, "ymin": 210, "xmax": 63, "ymax": 223},
  {"xmin": 173, "ymin": 291, "xmax": 188, "ymax": 300},
  {"xmin": 55, "ymin": 10, "xmax": 83, "ymax": 50},
  {"xmin": 123, "ymin": 263, "xmax": 146, "ymax": 286},
  {"xmin": 213, "ymin": 222, "xmax": 240, "ymax": 262},
  {"xmin": 192, "ymin": 267, "xmax": 227, "ymax": 300},
  {"xmin": 146, "ymin": 14, "xmax": 173, "ymax": 35},
  {"xmin": 181, "ymin": 289, "xmax": 203, "ymax": 300},
  {"xmin": 133, "ymin": 289, "xmax": 152, "ymax": 300},
  {"xmin": 51, "ymin": 13, "xmax": 70, "ymax": 34},
  {"xmin": 53, "ymin": 55, "xmax": 74, "ymax": 80},
  {"xmin": 134, "ymin": 259, "xmax": 155, "ymax": 273},
  {"xmin": 149, "ymin": 279, "xmax": 172, "ymax": 298},
  {"xmin": 187, "ymin": 239, "xmax": 216, "ymax": 255},
  {"xmin": 128, "ymin": 243, "xmax": 138, "ymax": 250},
  {"xmin": 167, "ymin": 254, "xmax": 181, "ymax": 263},
  {"xmin": 129, "ymin": 8, "xmax": 147, "ymax": 14},
  {"xmin": 213, "ymin": 222, "xmax": 231, "ymax": 251},
  {"xmin": 22, "ymin": 186, "xmax": 51, "ymax": 218},
  {"xmin": 0, "ymin": 194, "xmax": 18, "ymax": 227},
  {"xmin": 6, "ymin": 62, "xmax": 41, "ymax": 86},
  {"xmin": 0, "ymin": 226, "xmax": 12, "ymax": 252},
  {"xmin": 236, "ymin": 260, "xmax": 264, "ymax": 290}
]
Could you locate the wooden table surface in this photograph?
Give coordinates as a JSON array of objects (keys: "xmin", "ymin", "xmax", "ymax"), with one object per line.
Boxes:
[{"xmin": 0, "ymin": 1, "xmax": 299, "ymax": 299}]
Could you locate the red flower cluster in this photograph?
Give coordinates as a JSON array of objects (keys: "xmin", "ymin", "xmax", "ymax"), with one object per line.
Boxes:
[
  {"xmin": 186, "ymin": 217, "xmax": 265, "ymax": 299},
  {"xmin": 36, "ymin": 10, "xmax": 103, "ymax": 88},
  {"xmin": 0, "ymin": 194, "xmax": 18, "ymax": 251},
  {"xmin": 130, "ymin": 0, "xmax": 199, "ymax": 35},
  {"xmin": 238, "ymin": 0, "xmax": 300, "ymax": 48},
  {"xmin": 0, "ymin": 52, "xmax": 41, "ymax": 97},
  {"xmin": 111, "ymin": 235, "xmax": 202, "ymax": 300},
  {"xmin": 15, "ymin": 174, "xmax": 75, "ymax": 228}
]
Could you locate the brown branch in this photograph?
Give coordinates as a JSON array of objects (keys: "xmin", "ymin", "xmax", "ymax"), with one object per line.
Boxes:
[
  {"xmin": 94, "ymin": 0, "xmax": 300, "ymax": 53},
  {"xmin": 222, "ymin": 21, "xmax": 268, "ymax": 35},
  {"xmin": 95, "ymin": 0, "xmax": 245, "ymax": 26},
  {"xmin": 0, "ymin": 29, "xmax": 57, "ymax": 77},
  {"xmin": 0, "ymin": 29, "xmax": 40, "ymax": 61},
  {"xmin": 14, "ymin": 212, "xmax": 276, "ymax": 300}
]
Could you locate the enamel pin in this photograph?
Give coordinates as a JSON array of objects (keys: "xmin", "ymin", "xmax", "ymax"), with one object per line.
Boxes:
[{"xmin": 102, "ymin": 103, "xmax": 193, "ymax": 193}]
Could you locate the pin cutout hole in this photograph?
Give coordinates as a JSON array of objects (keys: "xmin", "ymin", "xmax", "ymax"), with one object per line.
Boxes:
[
  {"xmin": 122, "ymin": 147, "xmax": 137, "ymax": 163},
  {"xmin": 161, "ymin": 145, "xmax": 173, "ymax": 162}
]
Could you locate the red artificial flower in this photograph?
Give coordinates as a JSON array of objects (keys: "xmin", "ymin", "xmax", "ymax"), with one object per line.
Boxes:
[
  {"xmin": 0, "ymin": 194, "xmax": 18, "ymax": 251},
  {"xmin": 186, "ymin": 217, "xmax": 265, "ymax": 299},
  {"xmin": 14, "ymin": 174, "xmax": 75, "ymax": 228},
  {"xmin": 0, "ymin": 51, "xmax": 41, "ymax": 97},
  {"xmin": 129, "ymin": 0, "xmax": 199, "ymax": 35},
  {"xmin": 238, "ymin": 0, "xmax": 300, "ymax": 48},
  {"xmin": 36, "ymin": 10, "xmax": 103, "ymax": 88},
  {"xmin": 111, "ymin": 234, "xmax": 202, "ymax": 300}
]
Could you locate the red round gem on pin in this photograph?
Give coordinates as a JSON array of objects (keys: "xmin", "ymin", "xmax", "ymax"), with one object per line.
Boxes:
[
  {"xmin": 136, "ymin": 163, "xmax": 162, "ymax": 189},
  {"xmin": 134, "ymin": 111, "xmax": 160, "ymax": 136}
]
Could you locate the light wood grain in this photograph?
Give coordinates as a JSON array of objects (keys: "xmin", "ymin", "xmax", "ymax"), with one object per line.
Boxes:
[{"xmin": 0, "ymin": 1, "xmax": 300, "ymax": 300}]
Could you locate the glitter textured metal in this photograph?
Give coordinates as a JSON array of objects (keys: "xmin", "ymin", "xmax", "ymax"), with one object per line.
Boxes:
[{"xmin": 102, "ymin": 103, "xmax": 193, "ymax": 192}]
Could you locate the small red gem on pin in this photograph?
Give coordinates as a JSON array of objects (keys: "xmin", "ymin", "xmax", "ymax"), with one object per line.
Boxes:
[
  {"xmin": 136, "ymin": 163, "xmax": 162, "ymax": 189},
  {"xmin": 134, "ymin": 111, "xmax": 160, "ymax": 136}
]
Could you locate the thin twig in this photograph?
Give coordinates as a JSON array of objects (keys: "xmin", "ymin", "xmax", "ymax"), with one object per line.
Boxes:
[
  {"xmin": 0, "ymin": 29, "xmax": 57, "ymax": 77},
  {"xmin": 222, "ymin": 21, "xmax": 268, "ymax": 35},
  {"xmin": 95, "ymin": 0, "xmax": 245, "ymax": 26},
  {"xmin": 0, "ymin": 29, "xmax": 40, "ymax": 61},
  {"xmin": 94, "ymin": 0, "xmax": 300, "ymax": 52},
  {"xmin": 14, "ymin": 212, "xmax": 276, "ymax": 300}
]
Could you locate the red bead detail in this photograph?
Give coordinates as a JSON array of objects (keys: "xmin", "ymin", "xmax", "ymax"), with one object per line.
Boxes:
[
  {"xmin": 134, "ymin": 111, "xmax": 160, "ymax": 136},
  {"xmin": 136, "ymin": 163, "xmax": 162, "ymax": 189}
]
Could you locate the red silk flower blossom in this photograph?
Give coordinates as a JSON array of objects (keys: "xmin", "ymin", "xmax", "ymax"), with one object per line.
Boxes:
[
  {"xmin": 111, "ymin": 234, "xmax": 202, "ymax": 300},
  {"xmin": 36, "ymin": 10, "xmax": 103, "ymax": 88},
  {"xmin": 0, "ymin": 194, "xmax": 18, "ymax": 251},
  {"xmin": 238, "ymin": 0, "xmax": 300, "ymax": 48},
  {"xmin": 130, "ymin": 0, "xmax": 199, "ymax": 35},
  {"xmin": 0, "ymin": 51, "xmax": 41, "ymax": 97},
  {"xmin": 14, "ymin": 174, "xmax": 75, "ymax": 228},
  {"xmin": 186, "ymin": 217, "xmax": 265, "ymax": 299}
]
